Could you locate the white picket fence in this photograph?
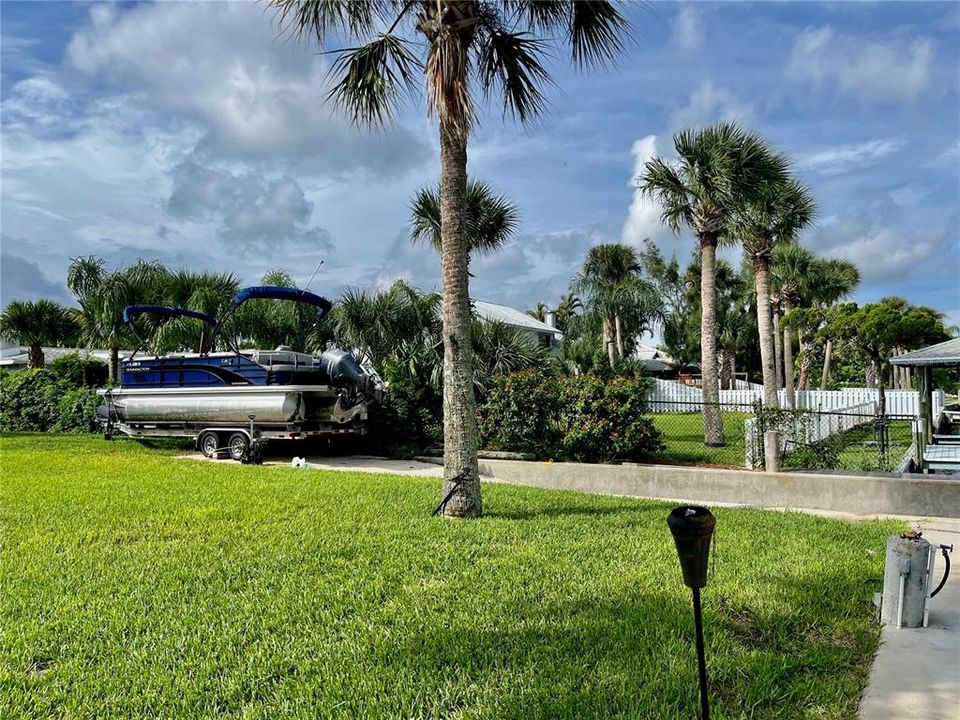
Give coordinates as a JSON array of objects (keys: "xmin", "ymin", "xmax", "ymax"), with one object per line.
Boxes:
[{"xmin": 648, "ymin": 380, "xmax": 944, "ymax": 417}]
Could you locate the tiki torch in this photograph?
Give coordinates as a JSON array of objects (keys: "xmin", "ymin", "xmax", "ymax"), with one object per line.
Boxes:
[{"xmin": 667, "ymin": 505, "xmax": 716, "ymax": 720}]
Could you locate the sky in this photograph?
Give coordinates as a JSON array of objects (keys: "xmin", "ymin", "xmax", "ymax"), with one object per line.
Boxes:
[{"xmin": 2, "ymin": 1, "xmax": 958, "ymax": 329}]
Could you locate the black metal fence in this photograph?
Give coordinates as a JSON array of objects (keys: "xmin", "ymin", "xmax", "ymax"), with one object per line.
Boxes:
[{"xmin": 647, "ymin": 399, "xmax": 919, "ymax": 473}]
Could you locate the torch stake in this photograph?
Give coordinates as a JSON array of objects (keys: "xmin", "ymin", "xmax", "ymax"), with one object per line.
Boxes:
[{"xmin": 693, "ymin": 587, "xmax": 710, "ymax": 720}]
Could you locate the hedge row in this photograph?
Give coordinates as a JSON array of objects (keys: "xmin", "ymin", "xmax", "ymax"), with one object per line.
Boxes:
[{"xmin": 0, "ymin": 354, "xmax": 106, "ymax": 433}]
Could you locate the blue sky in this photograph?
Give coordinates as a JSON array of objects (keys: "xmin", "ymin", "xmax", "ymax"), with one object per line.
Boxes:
[{"xmin": 2, "ymin": 1, "xmax": 958, "ymax": 328}]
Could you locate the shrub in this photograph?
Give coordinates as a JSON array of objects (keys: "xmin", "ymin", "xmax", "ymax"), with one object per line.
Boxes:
[
  {"xmin": 478, "ymin": 370, "xmax": 663, "ymax": 463},
  {"xmin": 49, "ymin": 353, "xmax": 108, "ymax": 387},
  {"xmin": 367, "ymin": 376, "xmax": 442, "ymax": 458},
  {"xmin": 556, "ymin": 374, "xmax": 664, "ymax": 463},
  {"xmin": 478, "ymin": 368, "xmax": 561, "ymax": 455},
  {"xmin": 1, "ymin": 368, "xmax": 101, "ymax": 433}
]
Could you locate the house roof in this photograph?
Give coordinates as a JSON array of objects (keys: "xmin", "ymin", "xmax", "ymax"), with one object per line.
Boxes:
[
  {"xmin": 0, "ymin": 347, "xmax": 135, "ymax": 367},
  {"xmin": 472, "ymin": 300, "xmax": 563, "ymax": 337},
  {"xmin": 889, "ymin": 338, "xmax": 960, "ymax": 367}
]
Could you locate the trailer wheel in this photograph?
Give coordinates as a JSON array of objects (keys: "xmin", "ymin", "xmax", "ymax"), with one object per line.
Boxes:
[
  {"xmin": 227, "ymin": 432, "xmax": 249, "ymax": 462},
  {"xmin": 199, "ymin": 431, "xmax": 221, "ymax": 459}
]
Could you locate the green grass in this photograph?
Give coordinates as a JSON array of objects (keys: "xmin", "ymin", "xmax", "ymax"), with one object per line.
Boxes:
[
  {"xmin": 835, "ymin": 420, "xmax": 915, "ymax": 472},
  {"xmin": 1, "ymin": 434, "xmax": 903, "ymax": 719},
  {"xmin": 651, "ymin": 412, "xmax": 752, "ymax": 466}
]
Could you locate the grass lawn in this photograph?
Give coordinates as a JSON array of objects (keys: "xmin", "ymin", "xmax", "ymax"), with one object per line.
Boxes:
[
  {"xmin": 651, "ymin": 412, "xmax": 753, "ymax": 467},
  {"xmin": 835, "ymin": 420, "xmax": 915, "ymax": 472},
  {"xmin": 1, "ymin": 434, "xmax": 903, "ymax": 719}
]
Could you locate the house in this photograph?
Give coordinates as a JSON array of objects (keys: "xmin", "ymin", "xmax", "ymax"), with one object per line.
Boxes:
[
  {"xmin": 0, "ymin": 346, "xmax": 134, "ymax": 371},
  {"xmin": 472, "ymin": 300, "xmax": 563, "ymax": 350},
  {"xmin": 633, "ymin": 342, "xmax": 679, "ymax": 378}
]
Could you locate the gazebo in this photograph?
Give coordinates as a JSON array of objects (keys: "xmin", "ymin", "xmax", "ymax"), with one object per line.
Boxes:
[{"xmin": 890, "ymin": 337, "xmax": 960, "ymax": 472}]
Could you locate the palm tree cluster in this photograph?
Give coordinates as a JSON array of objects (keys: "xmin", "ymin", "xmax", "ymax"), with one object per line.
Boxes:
[{"xmin": 637, "ymin": 121, "xmax": 863, "ymax": 440}]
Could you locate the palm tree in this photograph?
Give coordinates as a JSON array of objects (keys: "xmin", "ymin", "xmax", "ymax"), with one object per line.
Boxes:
[
  {"xmin": 410, "ymin": 179, "xmax": 519, "ymax": 258},
  {"xmin": 156, "ymin": 270, "xmax": 240, "ymax": 353},
  {"xmin": 527, "ymin": 302, "xmax": 549, "ymax": 323},
  {"xmin": 733, "ymin": 177, "xmax": 815, "ymax": 408},
  {"xmin": 771, "ymin": 243, "xmax": 816, "ymax": 408},
  {"xmin": 0, "ymin": 300, "xmax": 79, "ymax": 369},
  {"xmin": 573, "ymin": 243, "xmax": 661, "ymax": 368},
  {"xmin": 555, "ymin": 293, "xmax": 582, "ymax": 332},
  {"xmin": 640, "ymin": 123, "xmax": 787, "ymax": 445},
  {"xmin": 270, "ymin": 0, "xmax": 631, "ymax": 518},
  {"xmin": 799, "ymin": 258, "xmax": 859, "ymax": 390},
  {"xmin": 68, "ymin": 256, "xmax": 170, "ymax": 381}
]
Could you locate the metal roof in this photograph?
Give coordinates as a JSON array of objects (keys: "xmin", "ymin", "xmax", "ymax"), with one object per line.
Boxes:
[
  {"xmin": 0, "ymin": 347, "xmax": 135, "ymax": 367},
  {"xmin": 889, "ymin": 337, "xmax": 960, "ymax": 367},
  {"xmin": 472, "ymin": 300, "xmax": 563, "ymax": 336}
]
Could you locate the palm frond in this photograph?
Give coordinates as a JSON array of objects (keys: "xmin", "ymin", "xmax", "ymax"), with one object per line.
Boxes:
[
  {"xmin": 569, "ymin": 1, "xmax": 630, "ymax": 69},
  {"xmin": 475, "ymin": 21, "xmax": 552, "ymax": 123},
  {"xmin": 327, "ymin": 33, "xmax": 421, "ymax": 127},
  {"xmin": 270, "ymin": 0, "xmax": 390, "ymax": 43}
]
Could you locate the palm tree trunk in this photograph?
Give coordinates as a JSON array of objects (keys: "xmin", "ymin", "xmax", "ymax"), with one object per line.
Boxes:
[
  {"xmin": 719, "ymin": 344, "xmax": 734, "ymax": 390},
  {"xmin": 798, "ymin": 329, "xmax": 811, "ymax": 391},
  {"xmin": 614, "ymin": 314, "xmax": 625, "ymax": 361},
  {"xmin": 438, "ymin": 120, "xmax": 481, "ymax": 518},
  {"xmin": 820, "ymin": 338, "xmax": 833, "ymax": 391},
  {"xmin": 783, "ymin": 300, "xmax": 796, "ymax": 408},
  {"xmin": 603, "ymin": 317, "xmax": 616, "ymax": 368},
  {"xmin": 772, "ymin": 304, "xmax": 784, "ymax": 389},
  {"xmin": 753, "ymin": 260, "xmax": 779, "ymax": 408},
  {"xmin": 699, "ymin": 235, "xmax": 725, "ymax": 446},
  {"xmin": 109, "ymin": 345, "xmax": 119, "ymax": 382},
  {"xmin": 28, "ymin": 342, "xmax": 45, "ymax": 369}
]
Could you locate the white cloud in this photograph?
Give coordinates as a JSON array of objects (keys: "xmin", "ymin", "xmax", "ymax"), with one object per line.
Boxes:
[
  {"xmin": 621, "ymin": 135, "xmax": 687, "ymax": 260},
  {"xmin": 785, "ymin": 26, "xmax": 933, "ymax": 104},
  {"xmin": 672, "ymin": 4, "xmax": 703, "ymax": 51},
  {"xmin": 672, "ymin": 80, "xmax": 753, "ymax": 127},
  {"xmin": 0, "ymin": 247, "xmax": 72, "ymax": 306},
  {"xmin": 796, "ymin": 138, "xmax": 903, "ymax": 175},
  {"xmin": 66, "ymin": 1, "xmax": 429, "ymax": 173},
  {"xmin": 808, "ymin": 218, "xmax": 943, "ymax": 283}
]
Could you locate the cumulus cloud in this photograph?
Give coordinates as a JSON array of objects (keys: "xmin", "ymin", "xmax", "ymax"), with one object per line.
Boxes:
[
  {"xmin": 165, "ymin": 160, "xmax": 332, "ymax": 254},
  {"xmin": 673, "ymin": 4, "xmax": 703, "ymax": 51},
  {"xmin": 672, "ymin": 80, "xmax": 753, "ymax": 128},
  {"xmin": 620, "ymin": 135, "xmax": 688, "ymax": 260},
  {"xmin": 1, "ymin": 247, "xmax": 71, "ymax": 306},
  {"xmin": 785, "ymin": 26, "xmax": 933, "ymax": 104},
  {"xmin": 796, "ymin": 138, "xmax": 904, "ymax": 176},
  {"xmin": 807, "ymin": 217, "xmax": 944, "ymax": 283},
  {"xmin": 66, "ymin": 1, "xmax": 430, "ymax": 175}
]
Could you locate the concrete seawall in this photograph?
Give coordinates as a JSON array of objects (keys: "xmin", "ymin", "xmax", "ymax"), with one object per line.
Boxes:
[{"xmin": 459, "ymin": 459, "xmax": 960, "ymax": 518}]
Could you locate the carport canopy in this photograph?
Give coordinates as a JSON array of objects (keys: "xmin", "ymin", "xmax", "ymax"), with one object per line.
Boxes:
[{"xmin": 890, "ymin": 337, "xmax": 960, "ymax": 443}]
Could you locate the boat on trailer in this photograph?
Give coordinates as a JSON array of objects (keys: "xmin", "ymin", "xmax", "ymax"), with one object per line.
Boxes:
[{"xmin": 98, "ymin": 286, "xmax": 383, "ymax": 461}]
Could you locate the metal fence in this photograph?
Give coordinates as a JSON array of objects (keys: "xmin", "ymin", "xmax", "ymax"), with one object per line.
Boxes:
[{"xmin": 647, "ymin": 398, "xmax": 920, "ymax": 473}]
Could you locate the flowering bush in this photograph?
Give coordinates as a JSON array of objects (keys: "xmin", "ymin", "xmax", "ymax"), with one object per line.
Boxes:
[{"xmin": 479, "ymin": 370, "xmax": 663, "ymax": 463}]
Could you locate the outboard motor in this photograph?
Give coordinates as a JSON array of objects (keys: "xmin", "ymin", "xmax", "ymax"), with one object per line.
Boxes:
[{"xmin": 319, "ymin": 349, "xmax": 380, "ymax": 398}]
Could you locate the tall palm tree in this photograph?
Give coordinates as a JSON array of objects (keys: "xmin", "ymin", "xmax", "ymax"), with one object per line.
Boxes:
[
  {"xmin": 0, "ymin": 300, "xmax": 79, "ymax": 369},
  {"xmin": 67, "ymin": 256, "xmax": 170, "ymax": 380},
  {"xmin": 573, "ymin": 243, "xmax": 661, "ymax": 368},
  {"xmin": 270, "ymin": 0, "xmax": 631, "ymax": 518},
  {"xmin": 640, "ymin": 123, "xmax": 787, "ymax": 445},
  {"xmin": 732, "ymin": 177, "xmax": 815, "ymax": 408},
  {"xmin": 410, "ymin": 179, "xmax": 519, "ymax": 258},
  {"xmin": 771, "ymin": 243, "xmax": 816, "ymax": 408}
]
